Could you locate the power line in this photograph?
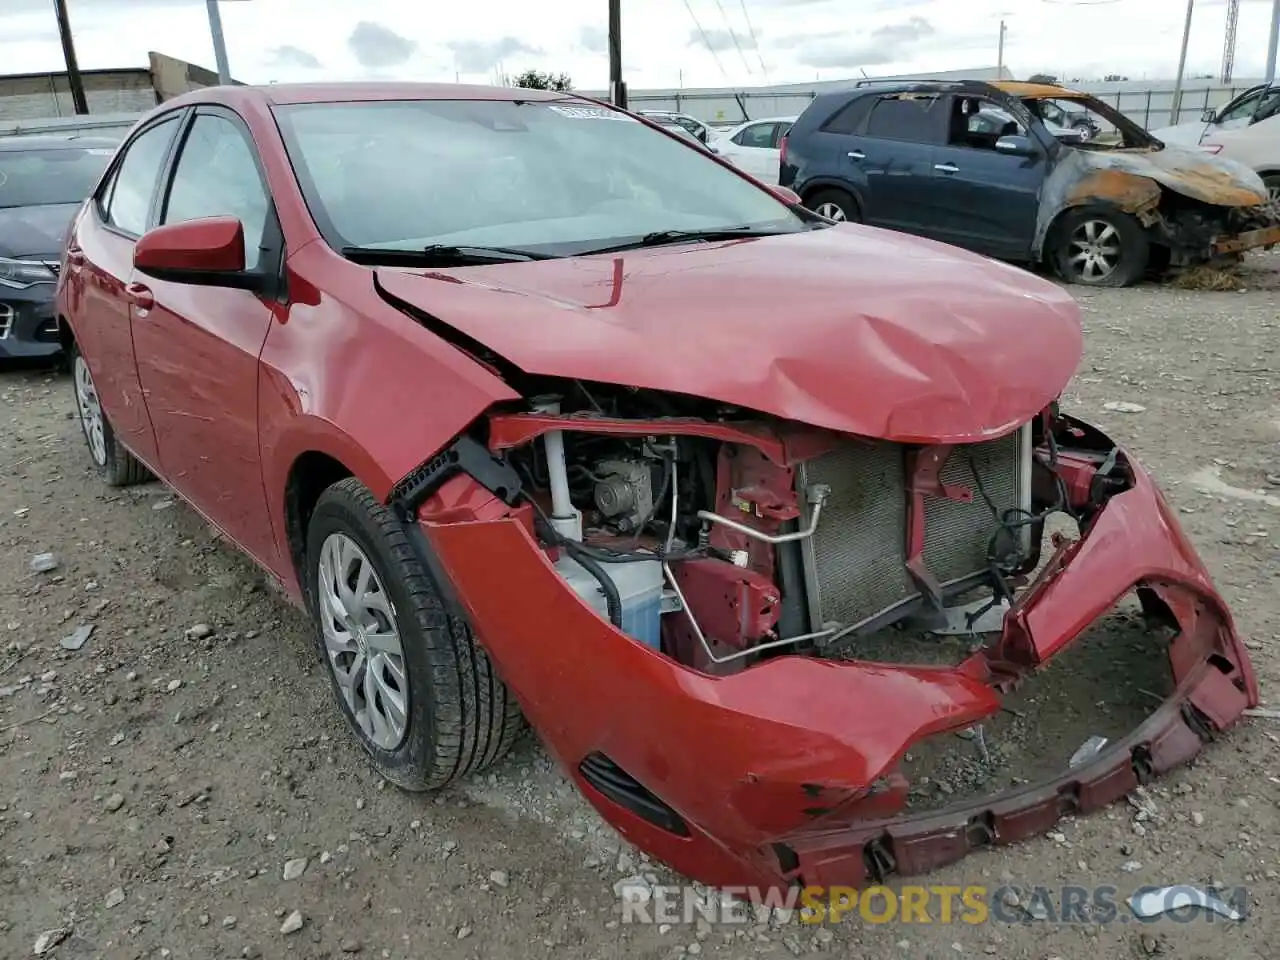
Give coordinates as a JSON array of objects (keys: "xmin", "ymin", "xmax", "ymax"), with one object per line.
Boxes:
[
  {"xmin": 737, "ymin": 0, "xmax": 770, "ymax": 80},
  {"xmin": 681, "ymin": 0, "xmax": 732, "ymax": 81},
  {"xmin": 709, "ymin": 0, "xmax": 755, "ymax": 77}
]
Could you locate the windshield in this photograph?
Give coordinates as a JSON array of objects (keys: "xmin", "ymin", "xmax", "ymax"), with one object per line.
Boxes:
[
  {"xmin": 1020, "ymin": 95, "xmax": 1155, "ymax": 149},
  {"xmin": 0, "ymin": 145, "xmax": 112, "ymax": 209},
  {"xmin": 274, "ymin": 99, "xmax": 805, "ymax": 256}
]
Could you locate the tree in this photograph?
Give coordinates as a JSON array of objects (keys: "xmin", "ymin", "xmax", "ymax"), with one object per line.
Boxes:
[
  {"xmin": 1027, "ymin": 73, "xmax": 1058, "ymax": 84},
  {"xmin": 512, "ymin": 69, "xmax": 573, "ymax": 91}
]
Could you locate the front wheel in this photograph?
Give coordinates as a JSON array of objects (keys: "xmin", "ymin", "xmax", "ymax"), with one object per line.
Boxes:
[
  {"xmin": 1262, "ymin": 172, "xmax": 1280, "ymax": 206},
  {"xmin": 305, "ymin": 477, "xmax": 524, "ymax": 791},
  {"xmin": 1050, "ymin": 207, "xmax": 1149, "ymax": 287}
]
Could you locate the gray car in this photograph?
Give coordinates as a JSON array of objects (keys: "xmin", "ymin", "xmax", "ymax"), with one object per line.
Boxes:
[{"xmin": 0, "ymin": 134, "xmax": 115, "ymax": 361}]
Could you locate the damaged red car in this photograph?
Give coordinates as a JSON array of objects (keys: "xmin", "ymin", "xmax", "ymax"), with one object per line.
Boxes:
[{"xmin": 55, "ymin": 83, "xmax": 1257, "ymax": 891}]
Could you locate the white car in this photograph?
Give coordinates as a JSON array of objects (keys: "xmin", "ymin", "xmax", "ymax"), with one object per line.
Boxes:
[
  {"xmin": 707, "ymin": 116, "xmax": 797, "ymax": 184},
  {"xmin": 1150, "ymin": 83, "xmax": 1280, "ymax": 147},
  {"xmin": 1199, "ymin": 114, "xmax": 1280, "ymax": 203}
]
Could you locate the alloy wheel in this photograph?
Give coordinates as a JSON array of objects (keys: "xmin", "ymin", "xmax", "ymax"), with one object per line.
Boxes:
[
  {"xmin": 73, "ymin": 354, "xmax": 107, "ymax": 467},
  {"xmin": 816, "ymin": 202, "xmax": 847, "ymax": 222},
  {"xmin": 317, "ymin": 532, "xmax": 410, "ymax": 751},
  {"xmin": 1067, "ymin": 218, "xmax": 1122, "ymax": 282}
]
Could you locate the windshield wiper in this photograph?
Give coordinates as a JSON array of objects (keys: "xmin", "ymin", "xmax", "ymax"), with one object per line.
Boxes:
[
  {"xmin": 581, "ymin": 226, "xmax": 790, "ymax": 255},
  {"xmin": 341, "ymin": 244, "xmax": 557, "ymax": 266}
]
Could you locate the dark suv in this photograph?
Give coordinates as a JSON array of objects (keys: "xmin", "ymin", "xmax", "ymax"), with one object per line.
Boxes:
[
  {"xmin": 0, "ymin": 134, "xmax": 116, "ymax": 361},
  {"xmin": 778, "ymin": 80, "xmax": 1280, "ymax": 287}
]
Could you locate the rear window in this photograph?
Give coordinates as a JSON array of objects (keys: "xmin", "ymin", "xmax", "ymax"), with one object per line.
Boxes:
[
  {"xmin": 0, "ymin": 145, "xmax": 112, "ymax": 209},
  {"xmin": 865, "ymin": 95, "xmax": 941, "ymax": 142}
]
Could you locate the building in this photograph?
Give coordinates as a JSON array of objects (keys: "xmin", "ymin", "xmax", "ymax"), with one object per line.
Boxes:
[{"xmin": 0, "ymin": 52, "xmax": 227, "ymax": 133}]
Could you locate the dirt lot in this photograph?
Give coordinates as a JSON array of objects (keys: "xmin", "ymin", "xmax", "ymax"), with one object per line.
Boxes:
[{"xmin": 2, "ymin": 256, "xmax": 1278, "ymax": 960}]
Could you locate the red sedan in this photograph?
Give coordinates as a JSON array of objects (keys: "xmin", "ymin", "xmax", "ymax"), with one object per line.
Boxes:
[{"xmin": 55, "ymin": 82, "xmax": 1256, "ymax": 893}]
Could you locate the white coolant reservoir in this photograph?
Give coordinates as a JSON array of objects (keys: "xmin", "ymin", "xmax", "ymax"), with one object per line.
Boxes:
[{"xmin": 552, "ymin": 553, "xmax": 664, "ymax": 650}]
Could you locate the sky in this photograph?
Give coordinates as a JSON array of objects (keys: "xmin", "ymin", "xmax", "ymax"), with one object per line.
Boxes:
[{"xmin": 3, "ymin": 0, "xmax": 1279, "ymax": 91}]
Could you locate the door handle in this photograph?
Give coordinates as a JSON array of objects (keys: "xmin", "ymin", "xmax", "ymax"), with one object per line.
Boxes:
[
  {"xmin": 125, "ymin": 282, "xmax": 155, "ymax": 312},
  {"xmin": 934, "ymin": 163, "xmax": 960, "ymax": 173},
  {"xmin": 847, "ymin": 150, "xmax": 865, "ymax": 160}
]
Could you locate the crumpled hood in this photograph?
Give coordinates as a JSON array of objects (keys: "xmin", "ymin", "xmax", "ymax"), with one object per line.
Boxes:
[
  {"xmin": 1078, "ymin": 143, "xmax": 1268, "ymax": 206},
  {"xmin": 0, "ymin": 202, "xmax": 79, "ymax": 259},
  {"xmin": 375, "ymin": 224, "xmax": 1084, "ymax": 444}
]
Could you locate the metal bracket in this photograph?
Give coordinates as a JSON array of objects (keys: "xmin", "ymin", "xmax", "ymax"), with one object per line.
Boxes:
[
  {"xmin": 904, "ymin": 445, "xmax": 973, "ymax": 610},
  {"xmin": 913, "ymin": 596, "xmax": 1011, "ymax": 637}
]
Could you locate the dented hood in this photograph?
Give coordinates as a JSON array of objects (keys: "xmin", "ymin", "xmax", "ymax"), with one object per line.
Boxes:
[
  {"xmin": 1067, "ymin": 143, "xmax": 1269, "ymax": 207},
  {"xmin": 376, "ymin": 225, "xmax": 1083, "ymax": 444}
]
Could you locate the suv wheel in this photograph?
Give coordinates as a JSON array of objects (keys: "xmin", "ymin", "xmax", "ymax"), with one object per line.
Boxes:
[
  {"xmin": 807, "ymin": 188, "xmax": 860, "ymax": 223},
  {"xmin": 1051, "ymin": 207, "xmax": 1148, "ymax": 287}
]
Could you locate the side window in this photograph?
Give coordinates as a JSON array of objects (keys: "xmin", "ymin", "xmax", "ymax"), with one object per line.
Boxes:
[
  {"xmin": 1219, "ymin": 90, "xmax": 1261, "ymax": 123},
  {"xmin": 103, "ymin": 117, "xmax": 179, "ymax": 236},
  {"xmin": 733, "ymin": 122, "xmax": 778, "ymax": 148},
  {"xmin": 948, "ymin": 97, "xmax": 1024, "ymax": 150},
  {"xmin": 864, "ymin": 95, "xmax": 942, "ymax": 143},
  {"xmin": 822, "ymin": 97, "xmax": 873, "ymax": 135},
  {"xmin": 1254, "ymin": 89, "xmax": 1280, "ymax": 123},
  {"xmin": 162, "ymin": 113, "xmax": 271, "ymax": 270}
]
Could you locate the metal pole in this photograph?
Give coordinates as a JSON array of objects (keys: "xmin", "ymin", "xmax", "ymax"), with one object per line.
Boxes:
[
  {"xmin": 997, "ymin": 20, "xmax": 1006, "ymax": 76},
  {"xmin": 608, "ymin": 0, "xmax": 626, "ymax": 108},
  {"xmin": 52, "ymin": 0, "xmax": 88, "ymax": 115},
  {"xmin": 1266, "ymin": 0, "xmax": 1280, "ymax": 84},
  {"xmin": 1171, "ymin": 0, "xmax": 1195, "ymax": 123},
  {"xmin": 207, "ymin": 0, "xmax": 232, "ymax": 85}
]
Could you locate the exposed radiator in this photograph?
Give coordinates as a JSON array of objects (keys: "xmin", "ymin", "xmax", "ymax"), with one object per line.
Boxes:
[{"xmin": 795, "ymin": 424, "xmax": 1031, "ymax": 635}]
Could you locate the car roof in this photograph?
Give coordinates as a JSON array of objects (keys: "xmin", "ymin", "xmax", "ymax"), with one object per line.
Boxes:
[
  {"xmin": 0, "ymin": 134, "xmax": 120, "ymax": 152},
  {"xmin": 161, "ymin": 82, "xmax": 577, "ymax": 110},
  {"xmin": 988, "ymin": 80, "xmax": 1086, "ymax": 99}
]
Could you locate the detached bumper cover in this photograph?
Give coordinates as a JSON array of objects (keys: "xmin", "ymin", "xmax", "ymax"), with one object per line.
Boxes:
[{"xmin": 422, "ymin": 446, "xmax": 1256, "ymax": 890}]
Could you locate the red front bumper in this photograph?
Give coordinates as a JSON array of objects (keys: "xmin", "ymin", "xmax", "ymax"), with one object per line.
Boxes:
[{"xmin": 421, "ymin": 448, "xmax": 1257, "ymax": 890}]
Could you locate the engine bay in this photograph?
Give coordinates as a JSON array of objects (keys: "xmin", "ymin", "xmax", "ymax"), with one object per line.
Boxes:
[{"xmin": 493, "ymin": 380, "xmax": 1131, "ymax": 677}]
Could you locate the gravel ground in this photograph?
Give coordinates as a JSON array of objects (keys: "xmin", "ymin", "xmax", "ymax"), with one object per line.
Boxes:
[{"xmin": 1, "ymin": 254, "xmax": 1278, "ymax": 960}]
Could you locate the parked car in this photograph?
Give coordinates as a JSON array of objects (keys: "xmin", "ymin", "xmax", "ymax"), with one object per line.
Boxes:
[
  {"xmin": 636, "ymin": 109, "xmax": 713, "ymax": 144},
  {"xmin": 1150, "ymin": 83, "xmax": 1280, "ymax": 147},
  {"xmin": 1199, "ymin": 114, "xmax": 1280, "ymax": 202},
  {"xmin": 1036, "ymin": 97, "xmax": 1101, "ymax": 141},
  {"xmin": 643, "ymin": 115, "xmax": 714, "ymax": 150},
  {"xmin": 708, "ymin": 115, "xmax": 797, "ymax": 184},
  {"xmin": 56, "ymin": 82, "xmax": 1255, "ymax": 893},
  {"xmin": 780, "ymin": 80, "xmax": 1280, "ymax": 286},
  {"xmin": 0, "ymin": 134, "xmax": 116, "ymax": 361}
]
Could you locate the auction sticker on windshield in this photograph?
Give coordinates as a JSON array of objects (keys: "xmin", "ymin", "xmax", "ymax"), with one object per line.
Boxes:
[{"xmin": 547, "ymin": 104, "xmax": 638, "ymax": 121}]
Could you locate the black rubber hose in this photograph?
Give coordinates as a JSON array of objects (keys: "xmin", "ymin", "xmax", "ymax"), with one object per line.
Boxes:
[{"xmin": 563, "ymin": 541, "xmax": 623, "ymax": 628}]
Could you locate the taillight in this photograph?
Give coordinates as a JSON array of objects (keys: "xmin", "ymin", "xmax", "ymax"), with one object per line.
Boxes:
[{"xmin": 779, "ymin": 134, "xmax": 789, "ymax": 166}]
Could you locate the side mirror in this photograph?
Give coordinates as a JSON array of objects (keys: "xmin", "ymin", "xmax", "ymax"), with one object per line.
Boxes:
[
  {"xmin": 133, "ymin": 216, "xmax": 262, "ymax": 291},
  {"xmin": 1202, "ymin": 108, "xmax": 1217, "ymax": 123},
  {"xmin": 769, "ymin": 185, "xmax": 801, "ymax": 205},
  {"xmin": 994, "ymin": 135, "xmax": 1037, "ymax": 157}
]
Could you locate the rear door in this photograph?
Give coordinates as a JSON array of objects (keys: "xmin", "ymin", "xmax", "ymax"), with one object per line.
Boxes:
[
  {"xmin": 926, "ymin": 96, "xmax": 1045, "ymax": 259},
  {"xmin": 65, "ymin": 113, "xmax": 185, "ymax": 469},
  {"xmin": 720, "ymin": 121, "xmax": 786, "ymax": 181},
  {"xmin": 129, "ymin": 106, "xmax": 284, "ymax": 568},
  {"xmin": 852, "ymin": 93, "xmax": 946, "ymax": 236}
]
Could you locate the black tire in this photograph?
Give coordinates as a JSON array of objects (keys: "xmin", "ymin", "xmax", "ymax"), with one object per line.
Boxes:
[
  {"xmin": 1262, "ymin": 173, "xmax": 1280, "ymax": 206},
  {"xmin": 305, "ymin": 477, "xmax": 524, "ymax": 791},
  {"xmin": 1050, "ymin": 206, "xmax": 1149, "ymax": 288},
  {"xmin": 68, "ymin": 341, "xmax": 151, "ymax": 487},
  {"xmin": 1072, "ymin": 122, "xmax": 1095, "ymax": 142},
  {"xmin": 806, "ymin": 188, "xmax": 861, "ymax": 223}
]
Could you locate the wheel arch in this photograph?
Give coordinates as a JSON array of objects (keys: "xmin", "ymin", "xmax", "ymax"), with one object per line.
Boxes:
[
  {"xmin": 1035, "ymin": 198, "xmax": 1148, "ymax": 264},
  {"xmin": 283, "ymin": 449, "xmax": 357, "ymax": 596},
  {"xmin": 798, "ymin": 179, "xmax": 865, "ymax": 213}
]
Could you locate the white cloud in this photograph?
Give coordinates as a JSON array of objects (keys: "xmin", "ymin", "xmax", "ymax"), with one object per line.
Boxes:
[{"xmin": 1, "ymin": 0, "xmax": 1276, "ymax": 90}]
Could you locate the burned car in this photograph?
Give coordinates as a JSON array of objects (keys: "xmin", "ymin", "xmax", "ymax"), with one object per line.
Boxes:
[
  {"xmin": 780, "ymin": 80, "xmax": 1280, "ymax": 286},
  {"xmin": 57, "ymin": 83, "xmax": 1256, "ymax": 893}
]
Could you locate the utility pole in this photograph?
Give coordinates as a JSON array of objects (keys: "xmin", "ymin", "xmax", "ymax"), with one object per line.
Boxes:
[
  {"xmin": 1171, "ymin": 0, "xmax": 1195, "ymax": 124},
  {"xmin": 207, "ymin": 0, "xmax": 233, "ymax": 85},
  {"xmin": 608, "ymin": 0, "xmax": 626, "ymax": 109},
  {"xmin": 1266, "ymin": 0, "xmax": 1280, "ymax": 84},
  {"xmin": 997, "ymin": 20, "xmax": 1007, "ymax": 77},
  {"xmin": 52, "ymin": 0, "xmax": 89, "ymax": 115}
]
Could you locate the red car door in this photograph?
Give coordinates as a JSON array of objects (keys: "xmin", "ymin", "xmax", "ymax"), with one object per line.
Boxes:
[
  {"xmin": 129, "ymin": 107, "xmax": 282, "ymax": 570},
  {"xmin": 65, "ymin": 114, "xmax": 186, "ymax": 469}
]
